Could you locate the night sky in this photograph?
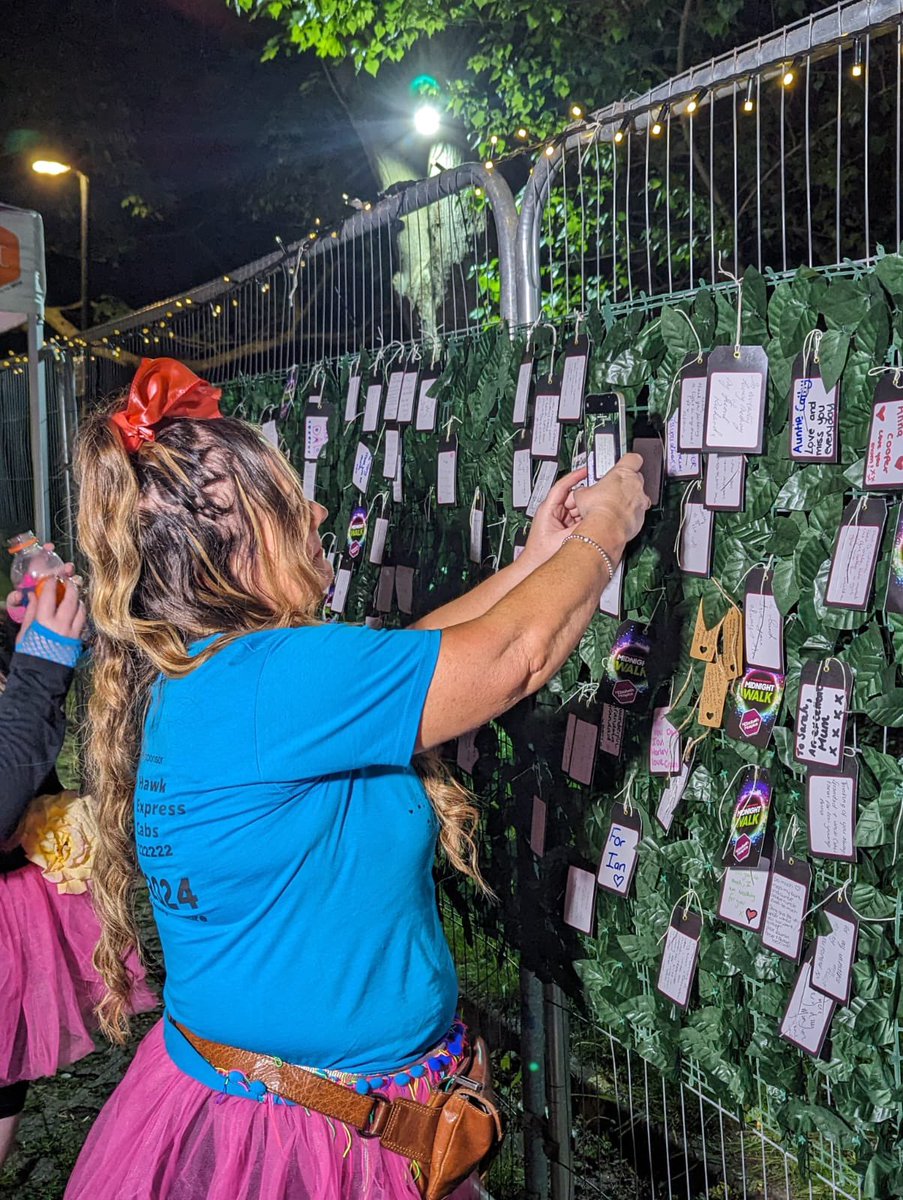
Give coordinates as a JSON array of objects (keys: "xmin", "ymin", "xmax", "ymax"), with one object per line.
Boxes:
[{"xmin": 1, "ymin": 0, "xmax": 379, "ymax": 322}]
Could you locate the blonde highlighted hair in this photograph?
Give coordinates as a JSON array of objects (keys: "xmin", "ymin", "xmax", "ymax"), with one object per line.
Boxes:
[{"xmin": 76, "ymin": 402, "xmax": 484, "ymax": 1043}]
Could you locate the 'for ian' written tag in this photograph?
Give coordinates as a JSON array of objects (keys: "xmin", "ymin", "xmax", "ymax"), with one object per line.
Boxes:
[{"xmin": 597, "ymin": 803, "xmax": 642, "ymax": 898}]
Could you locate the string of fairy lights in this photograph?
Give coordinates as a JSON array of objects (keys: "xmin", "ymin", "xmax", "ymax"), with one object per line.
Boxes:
[{"xmin": 0, "ymin": 31, "xmax": 884, "ymax": 375}]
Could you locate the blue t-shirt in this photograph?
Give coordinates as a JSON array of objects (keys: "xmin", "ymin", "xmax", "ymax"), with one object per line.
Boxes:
[{"xmin": 133, "ymin": 624, "xmax": 456, "ymax": 1086}]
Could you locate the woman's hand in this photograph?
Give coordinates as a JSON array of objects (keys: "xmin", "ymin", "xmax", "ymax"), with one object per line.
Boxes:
[
  {"xmin": 575, "ymin": 452, "xmax": 651, "ymax": 545},
  {"xmin": 16, "ymin": 577, "xmax": 86, "ymax": 646},
  {"xmin": 521, "ymin": 467, "xmax": 587, "ymax": 568}
]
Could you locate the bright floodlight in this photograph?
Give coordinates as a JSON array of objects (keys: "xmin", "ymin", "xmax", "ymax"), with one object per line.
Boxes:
[
  {"xmin": 414, "ymin": 104, "xmax": 441, "ymax": 137},
  {"xmin": 32, "ymin": 159, "xmax": 71, "ymax": 176}
]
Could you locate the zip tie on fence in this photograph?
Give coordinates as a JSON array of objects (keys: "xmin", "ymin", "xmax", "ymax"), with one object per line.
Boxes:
[
  {"xmin": 717, "ymin": 252, "xmax": 744, "ymax": 358},
  {"xmin": 801, "ymin": 328, "xmax": 823, "ymax": 374}
]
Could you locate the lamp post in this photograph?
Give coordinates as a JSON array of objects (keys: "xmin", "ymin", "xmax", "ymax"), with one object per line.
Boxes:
[{"xmin": 31, "ymin": 158, "xmax": 90, "ymax": 331}]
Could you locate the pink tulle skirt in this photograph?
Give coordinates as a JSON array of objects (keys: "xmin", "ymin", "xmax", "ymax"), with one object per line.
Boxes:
[
  {"xmin": 0, "ymin": 861, "xmax": 157, "ymax": 1085},
  {"xmin": 65, "ymin": 1019, "xmax": 485, "ymax": 1200}
]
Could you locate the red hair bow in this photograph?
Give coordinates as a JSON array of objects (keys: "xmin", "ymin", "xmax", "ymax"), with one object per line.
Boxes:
[{"xmin": 110, "ymin": 358, "xmax": 223, "ymax": 453}]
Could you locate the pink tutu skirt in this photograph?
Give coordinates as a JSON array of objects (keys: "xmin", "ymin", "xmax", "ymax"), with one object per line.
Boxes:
[
  {"xmin": 65, "ymin": 1019, "xmax": 485, "ymax": 1200},
  {"xmin": 0, "ymin": 861, "xmax": 157, "ymax": 1085}
]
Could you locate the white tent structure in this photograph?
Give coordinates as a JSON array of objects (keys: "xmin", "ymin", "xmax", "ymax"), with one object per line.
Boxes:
[{"xmin": 0, "ymin": 204, "xmax": 49, "ymax": 537}]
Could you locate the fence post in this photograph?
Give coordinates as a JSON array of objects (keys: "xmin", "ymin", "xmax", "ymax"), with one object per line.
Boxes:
[
  {"xmin": 519, "ymin": 965, "xmax": 549, "ymax": 1198},
  {"xmin": 26, "ymin": 315, "xmax": 50, "ymax": 539},
  {"xmin": 544, "ymin": 983, "xmax": 574, "ymax": 1200}
]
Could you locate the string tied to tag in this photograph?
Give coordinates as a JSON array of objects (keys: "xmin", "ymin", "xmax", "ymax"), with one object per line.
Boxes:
[
  {"xmin": 717, "ymin": 252, "xmax": 744, "ymax": 359},
  {"xmin": 365, "ymin": 490, "xmax": 390, "ymax": 521},
  {"xmin": 319, "ymin": 531, "xmax": 337, "ymax": 559},
  {"xmin": 560, "ymin": 678, "xmax": 601, "ymax": 710},
  {"xmin": 614, "ymin": 768, "xmax": 637, "ymax": 816},
  {"xmin": 544, "ymin": 323, "xmax": 559, "ymax": 382},
  {"xmin": 780, "ymin": 814, "xmax": 800, "ymax": 857},
  {"xmin": 657, "ymin": 889, "xmax": 705, "ymax": 944},
  {"xmin": 801, "ymin": 328, "xmax": 823, "ymax": 375},
  {"xmin": 442, "ymin": 412, "xmax": 462, "ymax": 441},
  {"xmin": 487, "ymin": 514, "xmax": 509, "ymax": 572},
  {"xmin": 867, "ymin": 347, "xmax": 903, "ymax": 389},
  {"xmin": 717, "ymin": 764, "xmax": 749, "ymax": 833}
]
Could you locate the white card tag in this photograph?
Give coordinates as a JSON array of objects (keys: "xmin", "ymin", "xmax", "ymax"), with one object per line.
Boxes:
[
  {"xmin": 563, "ymin": 866, "xmax": 596, "ymax": 933},
  {"xmin": 395, "ymin": 565, "xmax": 415, "ymax": 614},
  {"xmin": 397, "ymin": 368, "xmax": 419, "ymax": 425},
  {"xmin": 597, "ymin": 804, "xmax": 641, "ymax": 897},
  {"xmin": 369, "ymin": 516, "xmax": 389, "ymax": 566},
  {"xmin": 329, "ymin": 565, "xmax": 353, "ymax": 614},
  {"xmin": 261, "ymin": 419, "xmax": 279, "ymax": 448},
  {"xmin": 352, "ymin": 442, "xmax": 373, "ymax": 493},
  {"xmin": 513, "ymin": 356, "xmax": 534, "ymax": 426},
  {"xmin": 302, "ymin": 460, "xmax": 318, "ymax": 498},
  {"xmin": 598, "ymin": 559, "xmax": 624, "ymax": 619},
  {"xmin": 649, "ymin": 706, "xmax": 681, "ymax": 775},
  {"xmin": 512, "ymin": 432, "xmax": 533, "ymax": 511},
  {"xmin": 375, "ymin": 566, "xmax": 395, "ymax": 613},
  {"xmin": 656, "ymin": 910, "xmax": 702, "ymax": 1009},
  {"xmin": 665, "ymin": 411, "xmax": 701, "ymax": 479},
  {"xmin": 469, "ymin": 503, "xmax": 484, "ymax": 564},
  {"xmin": 825, "ymin": 498, "xmax": 887, "ymax": 611},
  {"xmin": 864, "ymin": 376, "xmax": 903, "ymax": 490},
  {"xmin": 304, "ymin": 412, "xmax": 330, "ymax": 461},
  {"xmin": 655, "ymin": 761, "xmax": 692, "ymax": 833},
  {"xmin": 415, "ymin": 376, "xmax": 440, "ymax": 432},
  {"xmin": 383, "ymin": 370, "xmax": 404, "ymax": 421},
  {"xmin": 344, "ymin": 373, "xmax": 362, "ymax": 423},
  {"xmin": 530, "ymin": 795, "xmax": 547, "ymax": 857},
  {"xmin": 811, "ymin": 900, "xmax": 858, "ymax": 1004},
  {"xmin": 558, "ymin": 340, "xmax": 589, "ymax": 422},
  {"xmin": 761, "ymin": 854, "xmax": 810, "ymax": 961},
  {"xmin": 806, "ymin": 764, "xmax": 857, "ymax": 861},
  {"xmin": 526, "ymin": 460, "xmax": 558, "ymax": 518},
  {"xmin": 679, "ymin": 484, "xmax": 714, "ymax": 577},
  {"xmin": 456, "ymin": 729, "xmax": 479, "ymax": 775},
  {"xmin": 789, "ymin": 357, "xmax": 839, "ymax": 462},
  {"xmin": 780, "ymin": 955, "xmax": 836, "ymax": 1056},
  {"xmin": 437, "ymin": 437, "xmax": 458, "ymax": 506},
  {"xmin": 703, "ymin": 345, "xmax": 768, "ymax": 454},
  {"xmin": 794, "ymin": 660, "xmax": 851, "ymax": 769},
  {"xmin": 744, "ymin": 570, "xmax": 784, "ymax": 671},
  {"xmin": 562, "ymin": 713, "xmax": 598, "ymax": 785},
  {"xmin": 530, "ymin": 388, "xmax": 562, "ymax": 460},
  {"xmin": 362, "ymin": 383, "xmax": 382, "ymax": 433},
  {"xmin": 593, "ymin": 431, "xmax": 619, "ymax": 481},
  {"xmin": 703, "ymin": 453, "xmax": 746, "ymax": 511},
  {"xmin": 678, "ymin": 355, "xmax": 708, "ymax": 451},
  {"xmin": 717, "ymin": 860, "xmax": 770, "ymax": 931},
  {"xmin": 383, "ymin": 426, "xmax": 401, "ymax": 480}
]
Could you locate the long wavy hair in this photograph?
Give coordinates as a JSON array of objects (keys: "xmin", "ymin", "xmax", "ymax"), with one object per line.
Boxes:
[{"xmin": 76, "ymin": 403, "xmax": 484, "ymax": 1043}]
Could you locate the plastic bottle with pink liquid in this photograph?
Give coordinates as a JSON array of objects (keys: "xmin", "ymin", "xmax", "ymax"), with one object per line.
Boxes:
[{"xmin": 6, "ymin": 532, "xmax": 66, "ymax": 623}]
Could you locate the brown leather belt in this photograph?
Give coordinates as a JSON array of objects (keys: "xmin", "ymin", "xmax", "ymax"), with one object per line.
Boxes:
[{"xmin": 171, "ymin": 1018, "xmax": 466, "ymax": 1164}]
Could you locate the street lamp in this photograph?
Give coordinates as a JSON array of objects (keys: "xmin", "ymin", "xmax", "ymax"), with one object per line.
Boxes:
[{"xmin": 31, "ymin": 158, "xmax": 90, "ymax": 331}]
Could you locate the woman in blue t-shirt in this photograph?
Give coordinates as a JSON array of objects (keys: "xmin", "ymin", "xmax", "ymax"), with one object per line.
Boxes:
[{"xmin": 65, "ymin": 358, "xmax": 648, "ymax": 1200}]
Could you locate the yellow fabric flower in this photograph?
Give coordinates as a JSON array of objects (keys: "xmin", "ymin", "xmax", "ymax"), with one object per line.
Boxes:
[{"xmin": 17, "ymin": 791, "xmax": 98, "ymax": 895}]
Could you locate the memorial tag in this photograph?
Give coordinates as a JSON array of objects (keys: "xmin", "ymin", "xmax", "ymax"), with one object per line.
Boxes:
[
  {"xmin": 678, "ymin": 353, "xmax": 708, "ymax": 451},
  {"xmin": 789, "ymin": 353, "xmax": 839, "ymax": 463},
  {"xmin": 558, "ymin": 336, "xmax": 590, "ymax": 423},
  {"xmin": 704, "ymin": 453, "xmax": 746, "ymax": 512},
  {"xmin": 864, "ymin": 374, "xmax": 903, "ymax": 490},
  {"xmin": 656, "ymin": 908, "xmax": 702, "ymax": 1010},
  {"xmin": 780, "ymin": 950, "xmax": 836, "ymax": 1056},
  {"xmin": 703, "ymin": 345, "xmax": 769, "ymax": 454},
  {"xmin": 806, "ymin": 761, "xmax": 858, "ymax": 862},
  {"xmin": 825, "ymin": 497, "xmax": 886, "ymax": 611},
  {"xmin": 761, "ymin": 851, "xmax": 811, "ymax": 961},
  {"xmin": 597, "ymin": 803, "xmax": 642, "ymax": 898},
  {"xmin": 794, "ymin": 659, "xmax": 852, "ymax": 769}
]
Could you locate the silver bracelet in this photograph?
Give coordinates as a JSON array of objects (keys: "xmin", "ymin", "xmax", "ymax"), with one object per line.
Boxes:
[{"xmin": 562, "ymin": 533, "xmax": 615, "ymax": 582}]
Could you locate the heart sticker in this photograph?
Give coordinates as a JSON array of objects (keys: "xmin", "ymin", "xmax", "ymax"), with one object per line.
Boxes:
[
  {"xmin": 745, "ymin": 908, "xmax": 758, "ymax": 923},
  {"xmin": 613, "ymin": 874, "xmax": 625, "ymax": 888},
  {"xmin": 877, "ymin": 405, "xmax": 887, "ymax": 421}
]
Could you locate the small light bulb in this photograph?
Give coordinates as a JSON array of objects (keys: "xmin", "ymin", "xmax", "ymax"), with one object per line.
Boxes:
[
  {"xmin": 614, "ymin": 116, "xmax": 630, "ymax": 145},
  {"xmin": 743, "ymin": 77, "xmax": 755, "ymax": 113},
  {"xmin": 570, "ymin": 104, "xmax": 583, "ymax": 119},
  {"xmin": 781, "ymin": 61, "xmax": 796, "ymax": 87},
  {"xmin": 474, "ymin": 186, "xmax": 483, "ymax": 197},
  {"xmin": 516, "ymin": 127, "xmax": 528, "ymax": 140},
  {"xmin": 544, "ymin": 144, "xmax": 555, "ymax": 157},
  {"xmin": 852, "ymin": 38, "xmax": 864, "ymax": 78},
  {"xmin": 650, "ymin": 103, "xmax": 668, "ymax": 136},
  {"xmin": 489, "ymin": 134, "xmax": 498, "ymax": 146},
  {"xmin": 686, "ymin": 98, "xmax": 697, "ymax": 115},
  {"xmin": 484, "ymin": 159, "xmax": 494, "ymax": 170}
]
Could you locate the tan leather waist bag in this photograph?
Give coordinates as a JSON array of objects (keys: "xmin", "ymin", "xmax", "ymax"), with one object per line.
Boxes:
[{"xmin": 172, "ymin": 1018, "xmax": 504, "ymax": 1200}]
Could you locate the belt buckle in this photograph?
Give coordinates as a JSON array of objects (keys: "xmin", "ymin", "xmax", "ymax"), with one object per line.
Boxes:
[{"xmin": 360, "ymin": 1092, "xmax": 392, "ymax": 1139}]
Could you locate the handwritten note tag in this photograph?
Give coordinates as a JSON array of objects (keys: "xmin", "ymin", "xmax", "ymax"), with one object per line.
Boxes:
[
  {"xmin": 329, "ymin": 562, "xmax": 353, "ymax": 615},
  {"xmin": 563, "ymin": 866, "xmax": 597, "ymax": 933},
  {"xmin": 392, "ymin": 444, "xmax": 404, "ymax": 504},
  {"xmin": 649, "ymin": 706, "xmax": 681, "ymax": 775},
  {"xmin": 703, "ymin": 345, "xmax": 768, "ymax": 454},
  {"xmin": 383, "ymin": 425, "xmax": 401, "ymax": 480},
  {"xmin": 811, "ymin": 897, "xmax": 858, "ymax": 1004},
  {"xmin": 369, "ymin": 516, "xmax": 389, "ymax": 566},
  {"xmin": 513, "ymin": 355, "xmax": 534, "ymax": 426},
  {"xmin": 558, "ymin": 337, "xmax": 589, "ymax": 423},
  {"xmin": 531, "ymin": 385, "xmax": 562, "ymax": 460},
  {"xmin": 761, "ymin": 853, "xmax": 811, "ymax": 961},
  {"xmin": 415, "ymin": 375, "xmax": 440, "ymax": 432},
  {"xmin": 562, "ymin": 711, "xmax": 598, "ymax": 785},
  {"xmin": 864, "ymin": 375, "xmax": 903, "ymax": 490},
  {"xmin": 599, "ymin": 702, "xmax": 626, "ymax": 758},
  {"xmin": 375, "ymin": 566, "xmax": 395, "ymax": 613},
  {"xmin": 885, "ymin": 505, "xmax": 903, "ymax": 613},
  {"xmin": 382, "ymin": 369, "xmax": 405, "ymax": 422},
  {"xmin": 656, "ymin": 761, "xmax": 692, "ymax": 833},
  {"xmin": 794, "ymin": 660, "xmax": 852, "ymax": 769},
  {"xmin": 302, "ymin": 460, "xmax": 317, "ymax": 499},
  {"xmin": 530, "ymin": 795, "xmax": 547, "ymax": 857},
  {"xmin": 825, "ymin": 498, "xmax": 886, "ymax": 610},
  {"xmin": 789, "ymin": 356, "xmax": 839, "ymax": 462},
  {"xmin": 806, "ymin": 763, "xmax": 857, "ymax": 861},
  {"xmin": 665, "ymin": 411, "xmax": 701, "ymax": 480},
  {"xmin": 679, "ymin": 483, "xmax": 714, "ymax": 577},
  {"xmin": 304, "ymin": 406, "xmax": 330, "ymax": 461},
  {"xmin": 397, "ymin": 365, "xmax": 419, "ymax": 424},
  {"xmin": 597, "ymin": 804, "xmax": 641, "ymax": 898},
  {"xmin": 437, "ymin": 437, "xmax": 458, "ymax": 506},
  {"xmin": 512, "ymin": 432, "xmax": 533, "ymax": 510},
  {"xmin": 780, "ymin": 954, "xmax": 836, "ymax": 1056},
  {"xmin": 344, "ymin": 373, "xmax": 362, "ymax": 423},
  {"xmin": 656, "ymin": 909, "xmax": 702, "ymax": 1010},
  {"xmin": 744, "ymin": 569, "xmax": 783, "ymax": 671},
  {"xmin": 395, "ymin": 565, "xmax": 415, "ymax": 615},
  {"xmin": 352, "ymin": 442, "xmax": 373, "ymax": 493},
  {"xmin": 526, "ymin": 460, "xmax": 558, "ymax": 518},
  {"xmin": 469, "ymin": 500, "xmax": 484, "ymax": 564},
  {"xmin": 703, "ymin": 453, "xmax": 746, "ymax": 512},
  {"xmin": 678, "ymin": 356, "xmax": 708, "ymax": 451},
  {"xmin": 717, "ymin": 860, "xmax": 770, "ymax": 932},
  {"xmin": 598, "ymin": 560, "xmax": 624, "ymax": 620},
  {"xmin": 362, "ymin": 382, "xmax": 383, "ymax": 433}
]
